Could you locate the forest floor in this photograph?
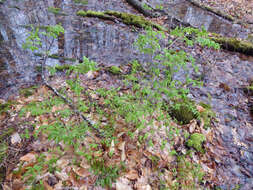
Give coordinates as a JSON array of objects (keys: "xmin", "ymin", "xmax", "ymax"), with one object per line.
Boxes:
[
  {"xmin": 0, "ymin": 0, "xmax": 253, "ymax": 190},
  {"xmin": 194, "ymin": 0, "xmax": 253, "ymax": 24}
]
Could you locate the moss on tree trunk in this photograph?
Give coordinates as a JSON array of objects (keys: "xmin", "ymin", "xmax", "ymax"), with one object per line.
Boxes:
[{"xmin": 76, "ymin": 10, "xmax": 166, "ymax": 31}]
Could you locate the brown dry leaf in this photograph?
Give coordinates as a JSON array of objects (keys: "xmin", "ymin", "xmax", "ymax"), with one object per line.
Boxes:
[
  {"xmin": 135, "ymin": 176, "xmax": 151, "ymax": 190},
  {"xmin": 42, "ymin": 179, "xmax": 54, "ymax": 190},
  {"xmin": 80, "ymin": 185, "xmax": 88, "ymax": 190},
  {"xmin": 125, "ymin": 169, "xmax": 139, "ymax": 180},
  {"xmin": 188, "ymin": 120, "xmax": 197, "ymax": 133},
  {"xmin": 20, "ymin": 152, "xmax": 37, "ymax": 162},
  {"xmin": 80, "ymin": 159, "xmax": 90, "ymax": 169},
  {"xmin": 72, "ymin": 166, "xmax": 91, "ymax": 178},
  {"xmin": 116, "ymin": 177, "xmax": 133, "ymax": 190},
  {"xmin": 51, "ymin": 105, "xmax": 62, "ymax": 113},
  {"xmin": 85, "ymin": 70, "xmax": 95, "ymax": 79},
  {"xmin": 137, "ymin": 184, "xmax": 152, "ymax": 190},
  {"xmin": 69, "ymin": 170, "xmax": 80, "ymax": 187},
  {"xmin": 196, "ymin": 105, "xmax": 205, "ymax": 113},
  {"xmin": 56, "ymin": 158, "xmax": 70, "ymax": 169},
  {"xmin": 118, "ymin": 141, "xmax": 126, "ymax": 161},
  {"xmin": 55, "ymin": 170, "xmax": 69, "ymax": 181}
]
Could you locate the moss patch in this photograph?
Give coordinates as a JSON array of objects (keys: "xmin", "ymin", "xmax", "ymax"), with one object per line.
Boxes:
[
  {"xmin": 19, "ymin": 85, "xmax": 38, "ymax": 98},
  {"xmin": 210, "ymin": 35, "xmax": 253, "ymax": 55},
  {"xmin": 198, "ymin": 102, "xmax": 216, "ymax": 129},
  {"xmin": 73, "ymin": 0, "xmax": 88, "ymax": 5},
  {"xmin": 54, "ymin": 64, "xmax": 72, "ymax": 72},
  {"xmin": 169, "ymin": 101, "xmax": 199, "ymax": 125},
  {"xmin": 186, "ymin": 133, "xmax": 206, "ymax": 153},
  {"xmin": 77, "ymin": 10, "xmax": 115, "ymax": 20},
  {"xmin": 48, "ymin": 7, "xmax": 66, "ymax": 15},
  {"xmin": 105, "ymin": 11, "xmax": 166, "ymax": 31},
  {"xmin": 77, "ymin": 10, "xmax": 166, "ymax": 31},
  {"xmin": 108, "ymin": 66, "xmax": 121, "ymax": 75}
]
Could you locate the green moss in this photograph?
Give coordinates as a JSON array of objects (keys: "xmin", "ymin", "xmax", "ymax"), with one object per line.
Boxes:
[
  {"xmin": 186, "ymin": 133, "xmax": 206, "ymax": 153},
  {"xmin": 246, "ymin": 34, "xmax": 253, "ymax": 43},
  {"xmin": 73, "ymin": 0, "xmax": 88, "ymax": 5},
  {"xmin": 210, "ymin": 35, "xmax": 253, "ymax": 55},
  {"xmin": 0, "ymin": 101, "xmax": 16, "ymax": 115},
  {"xmin": 54, "ymin": 64, "xmax": 72, "ymax": 71},
  {"xmin": 48, "ymin": 7, "xmax": 67, "ymax": 15},
  {"xmin": 108, "ymin": 66, "xmax": 121, "ymax": 75},
  {"xmin": 77, "ymin": 10, "xmax": 166, "ymax": 31},
  {"xmin": 105, "ymin": 11, "xmax": 166, "ymax": 31},
  {"xmin": 170, "ymin": 101, "xmax": 199, "ymax": 124},
  {"xmin": 19, "ymin": 85, "xmax": 38, "ymax": 98},
  {"xmin": 77, "ymin": 10, "xmax": 114, "ymax": 20},
  {"xmin": 198, "ymin": 102, "xmax": 216, "ymax": 129}
]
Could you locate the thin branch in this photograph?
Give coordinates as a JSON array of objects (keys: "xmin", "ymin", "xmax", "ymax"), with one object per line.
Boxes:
[{"xmin": 40, "ymin": 39, "xmax": 104, "ymax": 138}]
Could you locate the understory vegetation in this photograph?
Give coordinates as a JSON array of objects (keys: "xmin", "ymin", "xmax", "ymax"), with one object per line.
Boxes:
[{"xmin": 1, "ymin": 16, "xmax": 221, "ymax": 189}]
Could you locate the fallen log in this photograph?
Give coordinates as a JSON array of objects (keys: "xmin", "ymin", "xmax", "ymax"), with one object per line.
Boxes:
[
  {"xmin": 125, "ymin": 0, "xmax": 160, "ymax": 18},
  {"xmin": 210, "ymin": 34, "xmax": 253, "ymax": 55},
  {"xmin": 77, "ymin": 10, "xmax": 167, "ymax": 31}
]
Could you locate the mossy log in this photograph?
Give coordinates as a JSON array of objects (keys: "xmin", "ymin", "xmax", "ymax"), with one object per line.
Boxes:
[
  {"xmin": 77, "ymin": 10, "xmax": 166, "ymax": 31},
  {"xmin": 210, "ymin": 35, "xmax": 253, "ymax": 55},
  {"xmin": 125, "ymin": 0, "xmax": 160, "ymax": 18},
  {"xmin": 77, "ymin": 10, "xmax": 116, "ymax": 21}
]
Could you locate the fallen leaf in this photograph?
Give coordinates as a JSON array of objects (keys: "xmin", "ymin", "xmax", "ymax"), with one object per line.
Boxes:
[
  {"xmin": 118, "ymin": 141, "xmax": 126, "ymax": 161},
  {"xmin": 196, "ymin": 105, "xmax": 205, "ymax": 112},
  {"xmin": 72, "ymin": 166, "xmax": 91, "ymax": 178},
  {"xmin": 125, "ymin": 169, "xmax": 139, "ymax": 180},
  {"xmin": 116, "ymin": 177, "xmax": 133, "ymax": 190},
  {"xmin": 55, "ymin": 171, "xmax": 69, "ymax": 181},
  {"xmin": 20, "ymin": 152, "xmax": 37, "ymax": 162}
]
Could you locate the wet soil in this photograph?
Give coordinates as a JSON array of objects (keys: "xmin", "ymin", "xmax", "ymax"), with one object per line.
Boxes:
[{"xmin": 0, "ymin": 0, "xmax": 253, "ymax": 189}]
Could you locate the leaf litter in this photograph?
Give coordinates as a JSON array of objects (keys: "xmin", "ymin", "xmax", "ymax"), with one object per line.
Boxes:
[{"xmin": 0, "ymin": 65, "xmax": 225, "ymax": 190}]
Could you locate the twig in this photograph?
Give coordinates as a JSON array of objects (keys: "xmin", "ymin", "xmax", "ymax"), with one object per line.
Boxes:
[
  {"xmin": 40, "ymin": 40, "xmax": 104, "ymax": 138},
  {"xmin": 167, "ymin": 37, "xmax": 179, "ymax": 49}
]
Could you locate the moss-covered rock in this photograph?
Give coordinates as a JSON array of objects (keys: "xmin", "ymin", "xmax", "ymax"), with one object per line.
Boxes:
[
  {"xmin": 77, "ymin": 10, "xmax": 166, "ymax": 31},
  {"xmin": 108, "ymin": 66, "xmax": 121, "ymax": 75},
  {"xmin": 186, "ymin": 133, "xmax": 206, "ymax": 153}
]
